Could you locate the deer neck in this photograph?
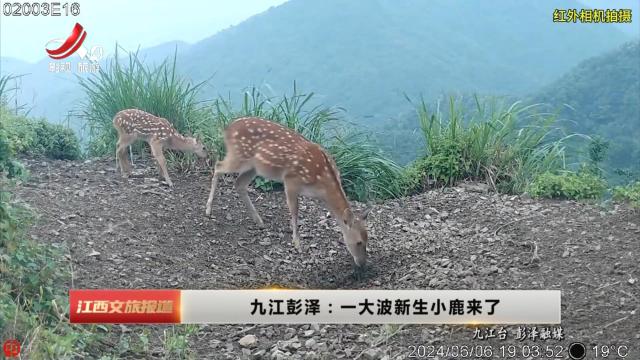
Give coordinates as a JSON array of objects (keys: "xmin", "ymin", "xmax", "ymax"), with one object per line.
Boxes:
[
  {"xmin": 167, "ymin": 135, "xmax": 192, "ymax": 151},
  {"xmin": 323, "ymin": 184, "xmax": 353, "ymax": 229}
]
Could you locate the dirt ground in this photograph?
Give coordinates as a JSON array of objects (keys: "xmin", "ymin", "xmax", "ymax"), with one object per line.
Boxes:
[{"xmin": 13, "ymin": 156, "xmax": 639, "ymax": 359}]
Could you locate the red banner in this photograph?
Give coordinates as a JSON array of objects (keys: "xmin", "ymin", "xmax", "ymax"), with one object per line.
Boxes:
[{"xmin": 69, "ymin": 289, "xmax": 181, "ymax": 323}]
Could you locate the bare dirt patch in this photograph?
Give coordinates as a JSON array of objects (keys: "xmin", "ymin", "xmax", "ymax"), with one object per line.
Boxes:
[{"xmin": 14, "ymin": 156, "xmax": 639, "ymax": 359}]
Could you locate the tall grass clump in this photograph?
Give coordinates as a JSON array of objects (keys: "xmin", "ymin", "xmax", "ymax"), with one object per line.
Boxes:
[
  {"xmin": 78, "ymin": 47, "xmax": 209, "ymax": 158},
  {"xmin": 209, "ymin": 83, "xmax": 404, "ymax": 201},
  {"xmin": 405, "ymin": 95, "xmax": 585, "ymax": 194}
]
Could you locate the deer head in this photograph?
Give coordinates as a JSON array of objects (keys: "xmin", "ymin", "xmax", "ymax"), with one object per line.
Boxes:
[{"xmin": 341, "ymin": 205, "xmax": 373, "ymax": 268}]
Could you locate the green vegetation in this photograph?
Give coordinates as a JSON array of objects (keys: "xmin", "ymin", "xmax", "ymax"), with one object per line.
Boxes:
[
  {"xmin": 0, "ymin": 186, "xmax": 99, "ymax": 358},
  {"xmin": 402, "ymin": 96, "xmax": 580, "ymax": 195},
  {"xmin": 613, "ymin": 181, "xmax": 640, "ymax": 208},
  {"xmin": 0, "ymin": 123, "xmax": 26, "ymax": 179},
  {"xmin": 527, "ymin": 170, "xmax": 607, "ymax": 200},
  {"xmin": 2, "ymin": 111, "xmax": 81, "ymax": 160}
]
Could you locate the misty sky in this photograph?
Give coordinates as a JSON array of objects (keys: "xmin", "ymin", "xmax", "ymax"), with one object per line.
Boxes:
[
  {"xmin": 0, "ymin": 0, "xmax": 289, "ymax": 63},
  {"xmin": 1, "ymin": 0, "xmax": 638, "ymax": 64}
]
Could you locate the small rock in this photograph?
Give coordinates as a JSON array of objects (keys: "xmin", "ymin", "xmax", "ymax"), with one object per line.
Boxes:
[
  {"xmin": 239, "ymin": 334, "xmax": 257, "ymax": 347},
  {"xmin": 362, "ymin": 348, "xmax": 384, "ymax": 360},
  {"xmin": 304, "ymin": 338, "xmax": 316, "ymax": 348},
  {"xmin": 303, "ymin": 330, "xmax": 315, "ymax": 337},
  {"xmin": 88, "ymin": 250, "xmax": 100, "ymax": 257},
  {"xmin": 271, "ymin": 349, "xmax": 286, "ymax": 359}
]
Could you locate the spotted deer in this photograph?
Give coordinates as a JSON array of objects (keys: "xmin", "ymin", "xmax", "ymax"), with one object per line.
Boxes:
[
  {"xmin": 113, "ymin": 109, "xmax": 208, "ymax": 187},
  {"xmin": 205, "ymin": 117, "xmax": 372, "ymax": 271}
]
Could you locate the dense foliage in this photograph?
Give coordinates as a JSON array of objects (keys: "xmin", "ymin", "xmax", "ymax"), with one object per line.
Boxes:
[{"xmin": 2, "ymin": 107, "xmax": 81, "ymax": 160}]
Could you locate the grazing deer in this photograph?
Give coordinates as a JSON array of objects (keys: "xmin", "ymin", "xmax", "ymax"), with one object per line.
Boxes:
[
  {"xmin": 113, "ymin": 109, "xmax": 208, "ymax": 187},
  {"xmin": 205, "ymin": 117, "xmax": 372, "ymax": 270}
]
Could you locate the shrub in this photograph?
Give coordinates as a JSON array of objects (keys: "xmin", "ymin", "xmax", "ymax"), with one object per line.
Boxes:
[
  {"xmin": 2, "ymin": 108, "xmax": 81, "ymax": 160},
  {"xmin": 36, "ymin": 120, "xmax": 82, "ymax": 160},
  {"xmin": 0, "ymin": 125, "xmax": 26, "ymax": 179},
  {"xmin": 612, "ymin": 181, "xmax": 640, "ymax": 208},
  {"xmin": 527, "ymin": 170, "xmax": 607, "ymax": 200}
]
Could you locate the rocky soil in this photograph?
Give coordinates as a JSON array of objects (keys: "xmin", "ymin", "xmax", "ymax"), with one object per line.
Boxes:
[{"xmin": 13, "ymin": 156, "xmax": 639, "ymax": 359}]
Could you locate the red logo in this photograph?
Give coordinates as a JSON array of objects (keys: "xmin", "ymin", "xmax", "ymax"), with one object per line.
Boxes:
[
  {"xmin": 2, "ymin": 339, "xmax": 21, "ymax": 358},
  {"xmin": 45, "ymin": 22, "xmax": 87, "ymax": 60}
]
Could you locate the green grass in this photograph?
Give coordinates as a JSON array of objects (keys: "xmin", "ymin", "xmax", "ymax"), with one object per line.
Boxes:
[
  {"xmin": 78, "ymin": 47, "xmax": 209, "ymax": 158},
  {"xmin": 404, "ymin": 95, "xmax": 587, "ymax": 194}
]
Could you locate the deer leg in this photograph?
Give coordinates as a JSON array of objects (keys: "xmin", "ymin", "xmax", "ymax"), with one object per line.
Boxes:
[
  {"xmin": 284, "ymin": 178, "xmax": 301, "ymax": 252},
  {"xmin": 116, "ymin": 140, "xmax": 132, "ymax": 177},
  {"xmin": 150, "ymin": 141, "xmax": 172, "ymax": 187},
  {"xmin": 234, "ymin": 168, "xmax": 263, "ymax": 226},
  {"xmin": 206, "ymin": 160, "xmax": 226, "ymax": 216}
]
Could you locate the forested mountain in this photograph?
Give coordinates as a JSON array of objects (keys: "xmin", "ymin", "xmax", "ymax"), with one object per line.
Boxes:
[
  {"xmin": 180, "ymin": 0, "xmax": 630, "ymax": 122},
  {"xmin": 532, "ymin": 40, "xmax": 640, "ymax": 175}
]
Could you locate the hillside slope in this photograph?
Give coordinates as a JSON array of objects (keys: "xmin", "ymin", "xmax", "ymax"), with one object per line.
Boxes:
[{"xmin": 532, "ymin": 40, "xmax": 640, "ymax": 174}]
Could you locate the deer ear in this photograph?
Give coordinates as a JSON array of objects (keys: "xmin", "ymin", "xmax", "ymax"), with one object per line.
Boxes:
[{"xmin": 342, "ymin": 208, "xmax": 356, "ymax": 228}]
